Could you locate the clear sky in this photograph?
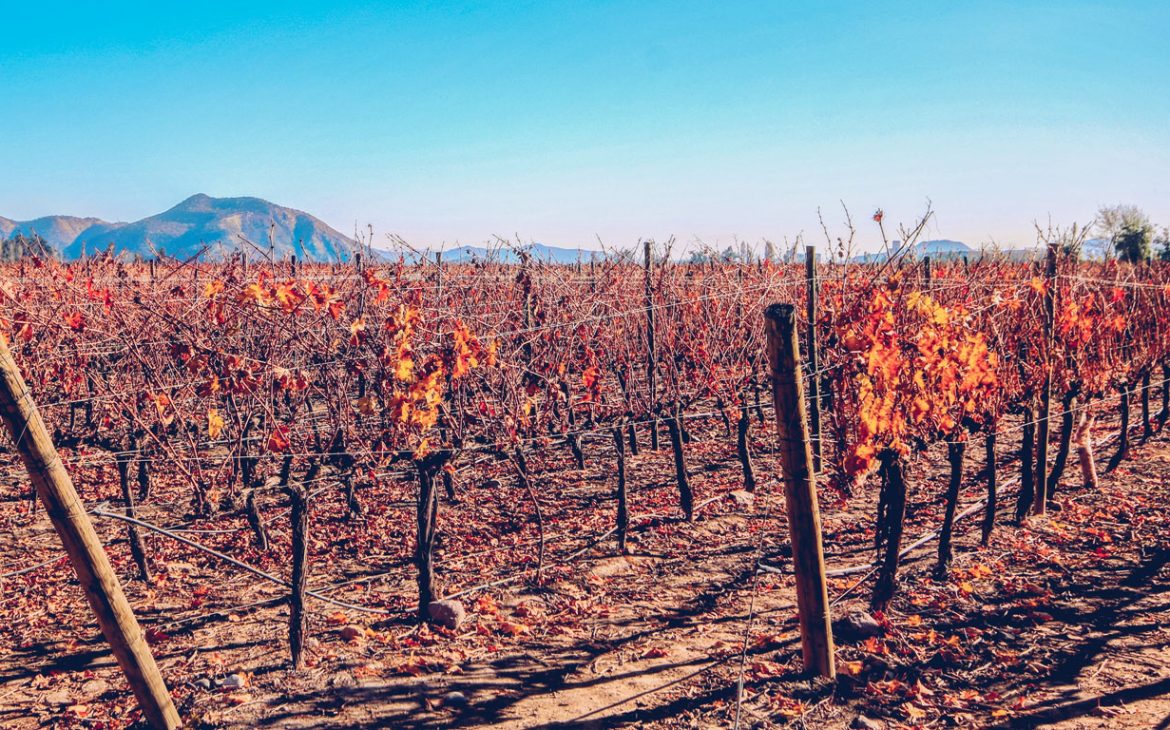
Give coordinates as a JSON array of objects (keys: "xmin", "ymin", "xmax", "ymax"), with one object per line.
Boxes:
[{"xmin": 2, "ymin": 0, "xmax": 1167, "ymax": 252}]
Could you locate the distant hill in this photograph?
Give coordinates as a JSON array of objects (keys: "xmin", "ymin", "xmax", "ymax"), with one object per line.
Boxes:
[
  {"xmin": 2, "ymin": 195, "xmax": 359, "ymax": 261},
  {"xmin": 914, "ymin": 239, "xmax": 971, "ymax": 258},
  {"xmin": 379, "ymin": 242, "xmax": 601, "ymax": 265},
  {"xmin": 848, "ymin": 239, "xmax": 974, "ymax": 264},
  {"xmin": 0, "ymin": 215, "xmax": 110, "ymax": 252}
]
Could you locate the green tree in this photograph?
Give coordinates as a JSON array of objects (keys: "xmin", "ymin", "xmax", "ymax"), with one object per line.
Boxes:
[
  {"xmin": 1096, "ymin": 204, "xmax": 1151, "ymax": 258},
  {"xmin": 1115, "ymin": 222, "xmax": 1153, "ymax": 263},
  {"xmin": 1156, "ymin": 227, "xmax": 1170, "ymax": 262}
]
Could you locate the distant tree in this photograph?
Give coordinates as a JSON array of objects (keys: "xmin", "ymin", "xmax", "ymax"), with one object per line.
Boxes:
[
  {"xmin": 1115, "ymin": 221, "xmax": 1153, "ymax": 263},
  {"xmin": 1096, "ymin": 204, "xmax": 1151, "ymax": 258},
  {"xmin": 0, "ymin": 233, "xmax": 53, "ymax": 262},
  {"xmin": 1155, "ymin": 227, "xmax": 1170, "ymax": 262}
]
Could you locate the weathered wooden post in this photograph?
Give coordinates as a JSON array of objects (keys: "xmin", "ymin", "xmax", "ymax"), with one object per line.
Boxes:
[
  {"xmin": 0, "ymin": 337, "xmax": 180, "ymax": 729},
  {"xmin": 286, "ymin": 472, "xmax": 311, "ymax": 670},
  {"xmin": 805, "ymin": 245, "xmax": 823, "ymax": 471},
  {"xmin": 644, "ymin": 240, "xmax": 659, "ymax": 450},
  {"xmin": 764, "ymin": 304, "xmax": 835, "ymax": 679},
  {"xmin": 1033, "ymin": 242, "xmax": 1057, "ymax": 514}
]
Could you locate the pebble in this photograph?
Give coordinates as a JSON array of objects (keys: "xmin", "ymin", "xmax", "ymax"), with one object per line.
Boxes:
[
  {"xmin": 834, "ymin": 611, "xmax": 883, "ymax": 641},
  {"xmin": 80, "ymin": 679, "xmax": 109, "ymax": 697},
  {"xmin": 444, "ymin": 690, "xmax": 469, "ymax": 708},
  {"xmin": 427, "ymin": 599, "xmax": 467, "ymax": 629}
]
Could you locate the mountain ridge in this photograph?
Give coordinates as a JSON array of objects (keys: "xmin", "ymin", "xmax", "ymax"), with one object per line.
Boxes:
[{"xmin": 1, "ymin": 195, "xmax": 358, "ymax": 262}]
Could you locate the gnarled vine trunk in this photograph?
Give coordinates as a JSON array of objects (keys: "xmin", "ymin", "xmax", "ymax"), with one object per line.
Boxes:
[
  {"xmin": 872, "ymin": 449, "xmax": 908, "ymax": 610},
  {"xmin": 935, "ymin": 439, "xmax": 966, "ymax": 577},
  {"xmin": 664, "ymin": 403, "xmax": 694, "ymax": 521},
  {"xmin": 981, "ymin": 428, "xmax": 997, "ymax": 546},
  {"xmin": 612, "ymin": 428, "xmax": 629, "ymax": 555}
]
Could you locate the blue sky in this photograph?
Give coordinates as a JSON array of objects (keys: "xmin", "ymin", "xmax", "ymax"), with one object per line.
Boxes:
[{"xmin": 2, "ymin": 1, "xmax": 1167, "ymax": 251}]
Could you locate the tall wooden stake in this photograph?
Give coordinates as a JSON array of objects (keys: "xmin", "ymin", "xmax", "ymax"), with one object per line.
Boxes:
[
  {"xmin": 805, "ymin": 245, "xmax": 823, "ymax": 471},
  {"xmin": 764, "ymin": 303, "xmax": 835, "ymax": 679},
  {"xmin": 0, "ymin": 337, "xmax": 180, "ymax": 729},
  {"xmin": 287, "ymin": 476, "xmax": 311, "ymax": 670},
  {"xmin": 1033, "ymin": 242, "xmax": 1057, "ymax": 514},
  {"xmin": 644, "ymin": 240, "xmax": 659, "ymax": 450}
]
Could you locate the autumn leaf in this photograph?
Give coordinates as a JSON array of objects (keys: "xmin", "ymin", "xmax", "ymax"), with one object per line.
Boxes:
[
  {"xmin": 207, "ymin": 408, "xmax": 225, "ymax": 439},
  {"xmin": 63, "ymin": 310, "xmax": 85, "ymax": 331},
  {"xmin": 267, "ymin": 426, "xmax": 292, "ymax": 453},
  {"xmin": 498, "ymin": 620, "xmax": 530, "ymax": 636}
]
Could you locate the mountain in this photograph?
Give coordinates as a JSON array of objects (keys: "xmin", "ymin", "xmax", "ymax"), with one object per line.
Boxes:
[
  {"xmin": 0, "ymin": 215, "xmax": 111, "ymax": 252},
  {"xmin": 2, "ymin": 195, "xmax": 359, "ymax": 261},
  {"xmin": 913, "ymin": 239, "xmax": 972, "ymax": 259},
  {"xmin": 848, "ymin": 239, "xmax": 973, "ymax": 264},
  {"xmin": 64, "ymin": 194, "xmax": 358, "ymax": 261}
]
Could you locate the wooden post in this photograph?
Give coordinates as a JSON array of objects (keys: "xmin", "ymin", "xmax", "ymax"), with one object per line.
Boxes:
[
  {"xmin": 923, "ymin": 256, "xmax": 932, "ymax": 288},
  {"xmin": 644, "ymin": 240, "xmax": 659, "ymax": 450},
  {"xmin": 763, "ymin": 304, "xmax": 835, "ymax": 679},
  {"xmin": 805, "ymin": 245, "xmax": 823, "ymax": 471},
  {"xmin": 0, "ymin": 337, "xmax": 180, "ymax": 729},
  {"xmin": 286, "ymin": 472, "xmax": 312, "ymax": 670},
  {"xmin": 1033, "ymin": 243, "xmax": 1057, "ymax": 514}
]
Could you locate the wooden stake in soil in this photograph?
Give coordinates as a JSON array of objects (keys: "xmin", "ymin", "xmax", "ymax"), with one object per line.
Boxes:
[
  {"xmin": 805, "ymin": 245, "xmax": 823, "ymax": 471},
  {"xmin": 763, "ymin": 303, "xmax": 835, "ymax": 679},
  {"xmin": 644, "ymin": 240, "xmax": 660, "ymax": 450},
  {"xmin": 1033, "ymin": 242, "xmax": 1057, "ymax": 515},
  {"xmin": 0, "ymin": 336, "xmax": 180, "ymax": 730}
]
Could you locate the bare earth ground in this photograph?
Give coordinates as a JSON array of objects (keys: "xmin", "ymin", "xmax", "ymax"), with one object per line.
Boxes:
[{"xmin": 1, "ymin": 410, "xmax": 1169, "ymax": 729}]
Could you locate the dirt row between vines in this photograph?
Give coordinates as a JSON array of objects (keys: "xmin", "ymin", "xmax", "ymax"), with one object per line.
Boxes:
[{"xmin": 1, "ymin": 406, "xmax": 1168, "ymax": 728}]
